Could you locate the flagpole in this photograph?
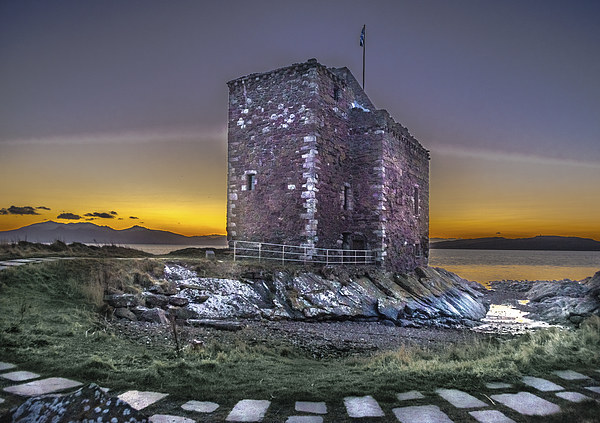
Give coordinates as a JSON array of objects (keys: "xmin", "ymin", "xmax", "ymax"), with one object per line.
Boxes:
[{"xmin": 362, "ymin": 25, "xmax": 366, "ymax": 90}]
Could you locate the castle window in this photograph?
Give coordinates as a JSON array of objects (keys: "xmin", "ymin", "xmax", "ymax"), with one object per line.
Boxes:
[
  {"xmin": 333, "ymin": 85, "xmax": 340, "ymax": 101},
  {"xmin": 247, "ymin": 173, "xmax": 256, "ymax": 191},
  {"xmin": 413, "ymin": 186, "xmax": 419, "ymax": 215},
  {"xmin": 343, "ymin": 184, "xmax": 350, "ymax": 210},
  {"xmin": 415, "ymin": 242, "xmax": 422, "ymax": 257}
]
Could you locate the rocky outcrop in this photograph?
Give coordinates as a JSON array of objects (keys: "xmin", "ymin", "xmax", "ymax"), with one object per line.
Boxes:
[
  {"xmin": 106, "ymin": 264, "xmax": 488, "ymax": 328},
  {"xmin": 525, "ymin": 271, "xmax": 600, "ymax": 325},
  {"xmin": 5, "ymin": 383, "xmax": 147, "ymax": 422}
]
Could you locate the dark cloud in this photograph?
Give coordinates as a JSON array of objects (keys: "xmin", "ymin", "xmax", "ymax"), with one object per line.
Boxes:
[
  {"xmin": 36, "ymin": 206, "xmax": 51, "ymax": 210},
  {"xmin": 110, "ymin": 211, "xmax": 118, "ymax": 215},
  {"xmin": 129, "ymin": 216, "xmax": 139, "ymax": 220},
  {"xmin": 84, "ymin": 212, "xmax": 115, "ymax": 219},
  {"xmin": 1, "ymin": 206, "xmax": 40, "ymax": 215},
  {"xmin": 57, "ymin": 213, "xmax": 81, "ymax": 220}
]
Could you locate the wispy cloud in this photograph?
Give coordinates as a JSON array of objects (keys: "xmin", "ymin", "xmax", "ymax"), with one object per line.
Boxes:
[
  {"xmin": 430, "ymin": 145, "xmax": 600, "ymax": 169},
  {"xmin": 1, "ymin": 127, "xmax": 227, "ymax": 146}
]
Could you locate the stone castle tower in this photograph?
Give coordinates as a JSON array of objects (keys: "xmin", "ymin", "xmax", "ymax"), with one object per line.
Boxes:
[{"xmin": 227, "ymin": 59, "xmax": 429, "ymax": 272}]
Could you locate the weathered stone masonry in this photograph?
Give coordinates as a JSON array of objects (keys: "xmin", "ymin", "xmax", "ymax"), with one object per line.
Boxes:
[{"xmin": 227, "ymin": 59, "xmax": 429, "ymax": 272}]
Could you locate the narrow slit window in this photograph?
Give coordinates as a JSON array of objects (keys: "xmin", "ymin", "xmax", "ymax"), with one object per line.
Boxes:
[
  {"xmin": 413, "ymin": 187, "xmax": 419, "ymax": 215},
  {"xmin": 343, "ymin": 185, "xmax": 350, "ymax": 210},
  {"xmin": 333, "ymin": 85, "xmax": 340, "ymax": 101},
  {"xmin": 247, "ymin": 173, "xmax": 256, "ymax": 191}
]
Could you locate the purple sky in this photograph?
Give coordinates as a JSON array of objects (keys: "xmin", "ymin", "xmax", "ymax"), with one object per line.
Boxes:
[{"xmin": 1, "ymin": 0, "xmax": 599, "ymax": 238}]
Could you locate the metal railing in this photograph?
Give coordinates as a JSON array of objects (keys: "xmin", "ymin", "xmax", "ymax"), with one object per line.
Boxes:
[{"xmin": 232, "ymin": 240, "xmax": 375, "ymax": 265}]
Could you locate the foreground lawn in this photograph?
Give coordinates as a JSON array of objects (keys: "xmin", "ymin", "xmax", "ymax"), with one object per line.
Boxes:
[{"xmin": 1, "ymin": 259, "xmax": 599, "ymax": 421}]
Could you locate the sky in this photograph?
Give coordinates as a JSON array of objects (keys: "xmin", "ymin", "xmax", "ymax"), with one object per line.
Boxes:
[{"xmin": 1, "ymin": 0, "xmax": 599, "ymax": 240}]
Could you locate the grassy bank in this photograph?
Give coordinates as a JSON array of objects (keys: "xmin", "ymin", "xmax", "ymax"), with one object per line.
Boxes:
[
  {"xmin": 1, "ymin": 259, "xmax": 599, "ymax": 421},
  {"xmin": 0, "ymin": 241, "xmax": 151, "ymax": 260}
]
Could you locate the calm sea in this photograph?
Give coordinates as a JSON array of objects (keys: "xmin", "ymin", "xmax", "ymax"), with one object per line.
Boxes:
[
  {"xmin": 112, "ymin": 244, "xmax": 599, "ymax": 284},
  {"xmin": 429, "ymin": 249, "xmax": 600, "ymax": 283}
]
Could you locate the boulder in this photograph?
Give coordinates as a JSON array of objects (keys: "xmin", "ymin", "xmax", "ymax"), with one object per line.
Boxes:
[
  {"xmin": 145, "ymin": 293, "xmax": 169, "ymax": 308},
  {"xmin": 141, "ymin": 308, "xmax": 169, "ymax": 325},
  {"xmin": 6, "ymin": 383, "xmax": 147, "ymax": 422},
  {"xmin": 169, "ymin": 296, "xmax": 189, "ymax": 307},
  {"xmin": 114, "ymin": 307, "xmax": 137, "ymax": 321},
  {"xmin": 105, "ymin": 294, "xmax": 139, "ymax": 308}
]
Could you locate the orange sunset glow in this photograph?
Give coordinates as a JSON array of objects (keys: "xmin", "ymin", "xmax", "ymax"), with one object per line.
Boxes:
[{"xmin": 1, "ymin": 1, "xmax": 599, "ymax": 242}]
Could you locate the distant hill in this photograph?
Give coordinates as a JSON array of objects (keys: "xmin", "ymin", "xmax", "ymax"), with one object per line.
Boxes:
[
  {"xmin": 430, "ymin": 236, "xmax": 600, "ymax": 251},
  {"xmin": 0, "ymin": 221, "xmax": 228, "ymax": 246}
]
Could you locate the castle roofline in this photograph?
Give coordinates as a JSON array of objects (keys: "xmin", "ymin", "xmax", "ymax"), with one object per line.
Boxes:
[{"xmin": 227, "ymin": 58, "xmax": 347, "ymax": 88}]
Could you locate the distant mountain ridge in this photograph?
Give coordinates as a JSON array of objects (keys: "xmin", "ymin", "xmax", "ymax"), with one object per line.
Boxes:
[
  {"xmin": 431, "ymin": 236, "xmax": 600, "ymax": 251},
  {"xmin": 0, "ymin": 221, "xmax": 227, "ymax": 246}
]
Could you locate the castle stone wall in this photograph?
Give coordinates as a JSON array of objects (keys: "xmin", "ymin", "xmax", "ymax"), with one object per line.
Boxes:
[{"xmin": 227, "ymin": 59, "xmax": 429, "ymax": 272}]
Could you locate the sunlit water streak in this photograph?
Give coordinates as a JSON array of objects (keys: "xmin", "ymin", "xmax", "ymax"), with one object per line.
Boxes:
[{"xmin": 429, "ymin": 249, "xmax": 600, "ymax": 283}]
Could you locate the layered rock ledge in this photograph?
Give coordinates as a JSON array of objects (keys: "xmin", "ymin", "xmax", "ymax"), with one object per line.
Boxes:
[{"xmin": 105, "ymin": 264, "xmax": 489, "ymax": 328}]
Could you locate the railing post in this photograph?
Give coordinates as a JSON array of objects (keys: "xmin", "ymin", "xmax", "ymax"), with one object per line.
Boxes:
[
  {"xmin": 258, "ymin": 243, "xmax": 262, "ymax": 262},
  {"xmin": 354, "ymin": 249, "xmax": 357, "ymax": 264},
  {"xmin": 304, "ymin": 246, "xmax": 307, "ymax": 264},
  {"xmin": 282, "ymin": 245, "xmax": 285, "ymax": 264},
  {"xmin": 233, "ymin": 240, "xmax": 237, "ymax": 261},
  {"xmin": 326, "ymin": 249, "xmax": 329, "ymax": 265}
]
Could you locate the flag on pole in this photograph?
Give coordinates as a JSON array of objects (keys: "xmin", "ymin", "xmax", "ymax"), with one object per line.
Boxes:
[{"xmin": 360, "ymin": 25, "xmax": 365, "ymax": 47}]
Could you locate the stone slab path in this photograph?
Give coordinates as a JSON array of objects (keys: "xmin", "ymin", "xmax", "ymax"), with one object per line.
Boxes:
[
  {"xmin": 3, "ymin": 377, "xmax": 82, "ymax": 396},
  {"xmin": 295, "ymin": 401, "xmax": 327, "ymax": 414},
  {"xmin": 118, "ymin": 390, "xmax": 169, "ymax": 411},
  {"xmin": 181, "ymin": 400, "xmax": 220, "ymax": 413},
  {"xmin": 521, "ymin": 376, "xmax": 563, "ymax": 392},
  {"xmin": 553, "ymin": 370, "xmax": 590, "ymax": 380},
  {"xmin": 1, "ymin": 361, "xmax": 600, "ymax": 422},
  {"xmin": 0, "ymin": 362, "xmax": 16, "ymax": 372},
  {"xmin": 0, "ymin": 370, "xmax": 40, "ymax": 382},
  {"xmin": 491, "ymin": 392, "xmax": 561, "ymax": 416},
  {"xmin": 225, "ymin": 399, "xmax": 271, "ymax": 422},
  {"xmin": 286, "ymin": 417, "xmax": 324, "ymax": 423},
  {"xmin": 435, "ymin": 388, "xmax": 487, "ymax": 408},
  {"xmin": 469, "ymin": 409, "xmax": 516, "ymax": 423},
  {"xmin": 149, "ymin": 414, "xmax": 196, "ymax": 423},
  {"xmin": 555, "ymin": 391, "xmax": 591, "ymax": 403},
  {"xmin": 393, "ymin": 404, "xmax": 453, "ymax": 423},
  {"xmin": 344, "ymin": 395, "xmax": 385, "ymax": 418},
  {"xmin": 397, "ymin": 390, "xmax": 425, "ymax": 401}
]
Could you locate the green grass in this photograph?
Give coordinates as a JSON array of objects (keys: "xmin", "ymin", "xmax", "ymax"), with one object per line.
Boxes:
[{"xmin": 1, "ymin": 259, "xmax": 599, "ymax": 421}]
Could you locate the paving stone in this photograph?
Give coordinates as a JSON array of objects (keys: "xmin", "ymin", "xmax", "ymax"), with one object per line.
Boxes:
[
  {"xmin": 181, "ymin": 400, "xmax": 220, "ymax": 413},
  {"xmin": 469, "ymin": 410, "xmax": 516, "ymax": 423},
  {"xmin": 344, "ymin": 395, "xmax": 384, "ymax": 418},
  {"xmin": 0, "ymin": 397, "xmax": 4, "ymax": 404},
  {"xmin": 295, "ymin": 401, "xmax": 327, "ymax": 414},
  {"xmin": 392, "ymin": 405, "xmax": 454, "ymax": 423},
  {"xmin": 491, "ymin": 392, "xmax": 560, "ymax": 416},
  {"xmin": 118, "ymin": 390, "xmax": 169, "ymax": 410},
  {"xmin": 3, "ymin": 377, "xmax": 82, "ymax": 396},
  {"xmin": 435, "ymin": 388, "xmax": 486, "ymax": 408},
  {"xmin": 149, "ymin": 414, "xmax": 196, "ymax": 423},
  {"xmin": 0, "ymin": 371, "xmax": 40, "ymax": 382},
  {"xmin": 485, "ymin": 382, "xmax": 512, "ymax": 389},
  {"xmin": 585, "ymin": 386, "xmax": 600, "ymax": 394},
  {"xmin": 552, "ymin": 370, "xmax": 590, "ymax": 380},
  {"xmin": 225, "ymin": 399, "xmax": 271, "ymax": 422},
  {"xmin": 397, "ymin": 390, "xmax": 425, "ymax": 401},
  {"xmin": 555, "ymin": 391, "xmax": 591, "ymax": 403},
  {"xmin": 286, "ymin": 417, "xmax": 324, "ymax": 423},
  {"xmin": 0, "ymin": 362, "xmax": 17, "ymax": 372},
  {"xmin": 522, "ymin": 376, "xmax": 563, "ymax": 392}
]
